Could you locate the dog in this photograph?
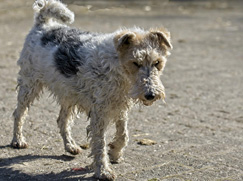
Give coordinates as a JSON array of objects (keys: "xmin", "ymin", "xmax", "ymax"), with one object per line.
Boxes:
[{"xmin": 11, "ymin": 0, "xmax": 172, "ymax": 180}]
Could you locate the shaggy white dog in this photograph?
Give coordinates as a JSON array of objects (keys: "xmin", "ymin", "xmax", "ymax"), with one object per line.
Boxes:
[{"xmin": 11, "ymin": 0, "xmax": 172, "ymax": 180}]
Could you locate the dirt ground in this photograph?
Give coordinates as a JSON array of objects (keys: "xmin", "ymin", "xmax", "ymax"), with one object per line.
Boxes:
[{"xmin": 0, "ymin": 0, "xmax": 243, "ymax": 180}]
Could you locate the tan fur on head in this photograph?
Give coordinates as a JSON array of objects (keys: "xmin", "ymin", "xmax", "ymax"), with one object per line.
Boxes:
[
  {"xmin": 149, "ymin": 28, "xmax": 173, "ymax": 56},
  {"xmin": 113, "ymin": 28, "xmax": 171, "ymax": 106},
  {"xmin": 114, "ymin": 31, "xmax": 136, "ymax": 51},
  {"xmin": 114, "ymin": 31, "xmax": 142, "ymax": 75}
]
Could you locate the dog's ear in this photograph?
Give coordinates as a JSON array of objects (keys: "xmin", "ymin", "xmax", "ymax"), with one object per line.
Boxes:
[
  {"xmin": 114, "ymin": 32, "xmax": 136, "ymax": 51},
  {"xmin": 149, "ymin": 28, "xmax": 173, "ymax": 50}
]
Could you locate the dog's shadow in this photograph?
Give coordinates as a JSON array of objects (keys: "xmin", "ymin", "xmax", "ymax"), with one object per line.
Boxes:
[{"xmin": 0, "ymin": 145, "xmax": 95, "ymax": 181}]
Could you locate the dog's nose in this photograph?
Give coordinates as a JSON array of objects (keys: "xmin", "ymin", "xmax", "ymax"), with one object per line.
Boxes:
[{"xmin": 144, "ymin": 93, "xmax": 155, "ymax": 101}]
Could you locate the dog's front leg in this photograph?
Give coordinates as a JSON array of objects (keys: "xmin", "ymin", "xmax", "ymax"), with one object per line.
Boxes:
[
  {"xmin": 89, "ymin": 108, "xmax": 116, "ymax": 181},
  {"xmin": 108, "ymin": 112, "xmax": 129, "ymax": 163}
]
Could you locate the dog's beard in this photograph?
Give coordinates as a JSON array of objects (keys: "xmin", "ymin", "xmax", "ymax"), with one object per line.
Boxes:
[{"xmin": 129, "ymin": 85, "xmax": 165, "ymax": 106}]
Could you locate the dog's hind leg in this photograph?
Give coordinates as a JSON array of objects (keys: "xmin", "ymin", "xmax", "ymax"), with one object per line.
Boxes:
[
  {"xmin": 57, "ymin": 105, "xmax": 81, "ymax": 155},
  {"xmin": 11, "ymin": 79, "xmax": 43, "ymax": 149}
]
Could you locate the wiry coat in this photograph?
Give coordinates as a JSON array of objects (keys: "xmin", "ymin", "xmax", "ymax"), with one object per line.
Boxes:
[{"xmin": 12, "ymin": 0, "xmax": 172, "ymax": 180}]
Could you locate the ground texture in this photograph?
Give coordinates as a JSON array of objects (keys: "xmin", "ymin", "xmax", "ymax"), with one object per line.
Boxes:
[{"xmin": 0, "ymin": 0, "xmax": 242, "ymax": 180}]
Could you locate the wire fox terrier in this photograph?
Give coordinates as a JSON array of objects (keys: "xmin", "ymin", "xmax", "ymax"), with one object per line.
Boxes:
[{"xmin": 11, "ymin": 0, "xmax": 172, "ymax": 180}]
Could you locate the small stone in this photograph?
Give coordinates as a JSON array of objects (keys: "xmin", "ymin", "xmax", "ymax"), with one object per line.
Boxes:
[
  {"xmin": 71, "ymin": 167, "xmax": 86, "ymax": 171},
  {"xmin": 80, "ymin": 143, "xmax": 90, "ymax": 150},
  {"xmin": 144, "ymin": 6, "xmax": 151, "ymax": 12},
  {"xmin": 137, "ymin": 139, "xmax": 157, "ymax": 146},
  {"xmin": 178, "ymin": 39, "xmax": 186, "ymax": 43}
]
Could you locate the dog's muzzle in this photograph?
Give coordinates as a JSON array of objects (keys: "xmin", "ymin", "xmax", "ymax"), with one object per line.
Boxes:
[{"xmin": 142, "ymin": 91, "xmax": 165, "ymax": 106}]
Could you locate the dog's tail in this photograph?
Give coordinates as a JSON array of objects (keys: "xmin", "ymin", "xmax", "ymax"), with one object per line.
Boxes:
[{"xmin": 33, "ymin": 0, "xmax": 74, "ymax": 26}]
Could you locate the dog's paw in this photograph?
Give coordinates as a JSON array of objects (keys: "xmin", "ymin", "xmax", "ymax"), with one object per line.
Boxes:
[
  {"xmin": 11, "ymin": 139, "xmax": 28, "ymax": 149},
  {"xmin": 95, "ymin": 170, "xmax": 117, "ymax": 181},
  {"xmin": 65, "ymin": 144, "xmax": 82, "ymax": 155},
  {"xmin": 108, "ymin": 145, "xmax": 124, "ymax": 164},
  {"xmin": 110, "ymin": 156, "xmax": 124, "ymax": 164}
]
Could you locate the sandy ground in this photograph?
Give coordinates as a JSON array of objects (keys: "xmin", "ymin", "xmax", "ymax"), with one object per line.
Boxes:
[{"xmin": 0, "ymin": 0, "xmax": 243, "ymax": 180}]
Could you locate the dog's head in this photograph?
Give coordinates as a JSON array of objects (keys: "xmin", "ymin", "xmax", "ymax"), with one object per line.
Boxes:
[{"xmin": 114, "ymin": 28, "xmax": 172, "ymax": 106}]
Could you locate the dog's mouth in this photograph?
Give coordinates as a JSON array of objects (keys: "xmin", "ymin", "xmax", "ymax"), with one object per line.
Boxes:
[{"xmin": 142, "ymin": 100, "xmax": 154, "ymax": 106}]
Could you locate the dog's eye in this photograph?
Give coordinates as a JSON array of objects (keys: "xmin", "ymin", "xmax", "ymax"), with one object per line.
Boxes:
[
  {"xmin": 154, "ymin": 61, "xmax": 160, "ymax": 67},
  {"xmin": 153, "ymin": 60, "xmax": 163, "ymax": 70},
  {"xmin": 133, "ymin": 62, "xmax": 141, "ymax": 68}
]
